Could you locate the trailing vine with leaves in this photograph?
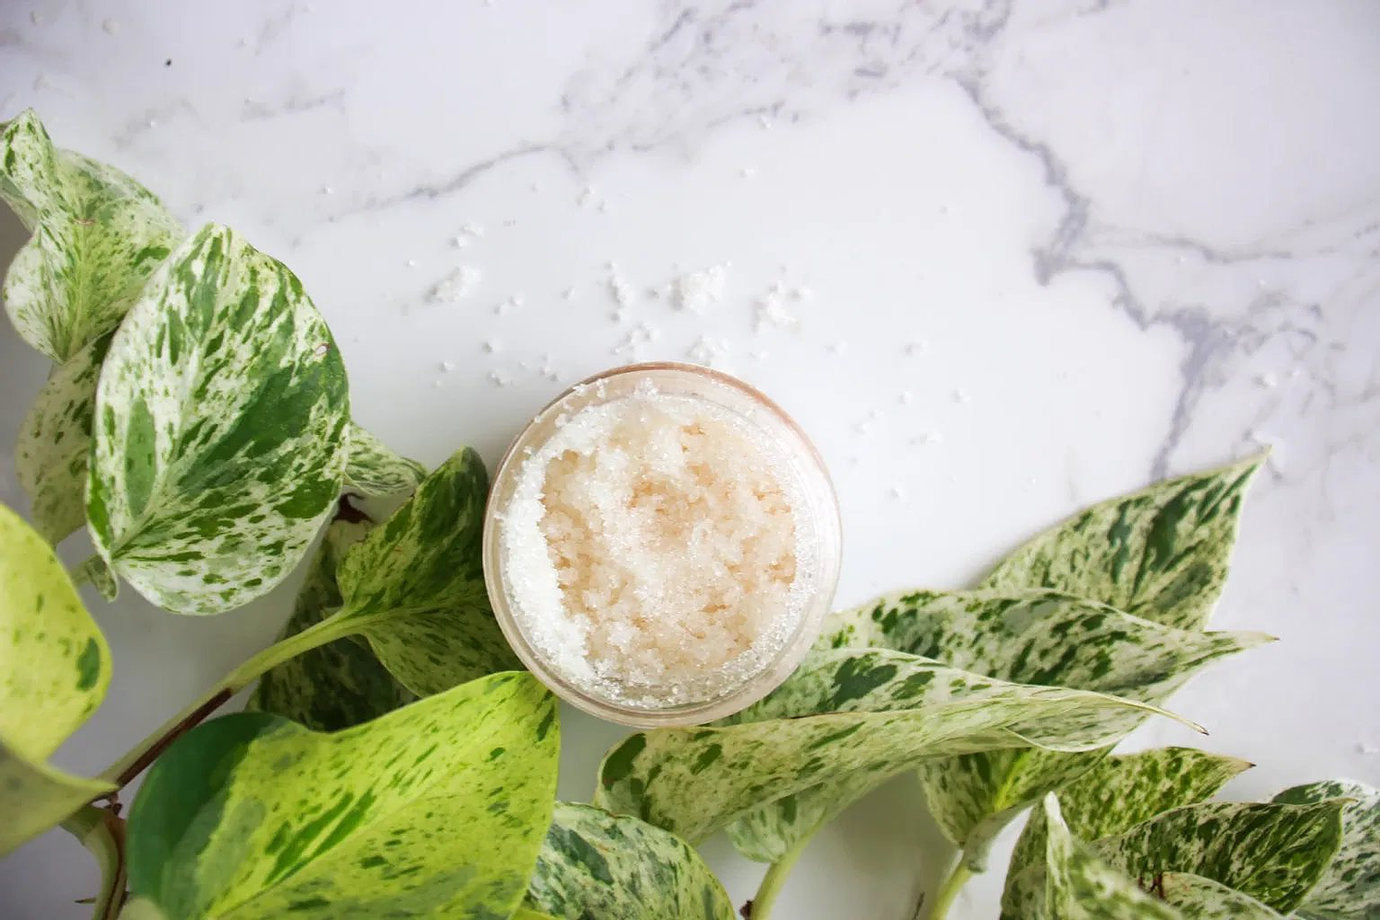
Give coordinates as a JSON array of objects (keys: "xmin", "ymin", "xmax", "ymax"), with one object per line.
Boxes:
[{"xmin": 0, "ymin": 110, "xmax": 1373, "ymax": 920}]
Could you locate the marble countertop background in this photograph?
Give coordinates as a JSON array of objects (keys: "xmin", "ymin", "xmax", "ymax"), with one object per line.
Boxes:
[{"xmin": 1, "ymin": 1, "xmax": 1377, "ymax": 917}]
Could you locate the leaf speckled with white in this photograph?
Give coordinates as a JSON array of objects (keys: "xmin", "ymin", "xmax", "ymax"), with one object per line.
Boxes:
[
  {"xmin": 1160, "ymin": 873, "xmax": 1287, "ymax": 919},
  {"xmin": 248, "ymin": 519, "xmax": 415, "ymax": 732},
  {"xmin": 336, "ymin": 448, "xmax": 520, "ymax": 696},
  {"xmin": 1008, "ymin": 747, "xmax": 1254, "ymax": 885},
  {"xmin": 0, "ymin": 110, "xmax": 182, "ymax": 362},
  {"xmin": 525, "ymin": 802, "xmax": 736, "ymax": 920},
  {"xmin": 87, "ymin": 223, "xmax": 349, "ymax": 615},
  {"xmin": 982, "ymin": 456, "xmax": 1263, "ymax": 632},
  {"xmin": 809, "ymin": 589, "xmax": 1265, "ymax": 868},
  {"xmin": 596, "ymin": 648, "xmax": 1175, "ymax": 846},
  {"xmin": 126, "ymin": 671, "xmax": 559, "ymax": 919},
  {"xmin": 15, "ymin": 334, "xmax": 110, "ymax": 544},
  {"xmin": 1093, "ymin": 800, "xmax": 1345, "ymax": 912},
  {"xmin": 342, "ymin": 423, "xmax": 427, "ymax": 498},
  {"xmin": 1273, "ymin": 780, "xmax": 1379, "ymax": 919},
  {"xmin": 0, "ymin": 503, "xmax": 115, "ymax": 854}
]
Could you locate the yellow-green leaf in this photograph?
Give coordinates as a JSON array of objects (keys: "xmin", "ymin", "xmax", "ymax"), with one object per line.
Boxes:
[
  {"xmin": 0, "ymin": 503, "xmax": 115, "ymax": 854},
  {"xmin": 126, "ymin": 671, "xmax": 559, "ymax": 919}
]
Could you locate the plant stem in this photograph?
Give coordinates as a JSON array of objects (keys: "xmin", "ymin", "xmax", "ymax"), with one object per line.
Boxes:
[
  {"xmin": 98, "ymin": 610, "xmax": 359, "ymax": 787},
  {"xmin": 747, "ymin": 837, "xmax": 811, "ymax": 920},
  {"xmin": 926, "ymin": 862, "xmax": 972, "ymax": 920},
  {"xmin": 61, "ymin": 804, "xmax": 127, "ymax": 920}
]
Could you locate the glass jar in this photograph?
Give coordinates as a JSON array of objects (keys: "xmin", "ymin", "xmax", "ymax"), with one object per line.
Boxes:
[{"xmin": 482, "ymin": 362, "xmax": 842, "ymax": 727}]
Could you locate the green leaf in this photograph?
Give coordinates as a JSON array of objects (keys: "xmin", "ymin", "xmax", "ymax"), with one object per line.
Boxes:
[
  {"xmin": 86, "ymin": 223, "xmax": 350, "ymax": 616},
  {"xmin": 810, "ymin": 589, "xmax": 1265, "ymax": 868},
  {"xmin": 1093, "ymin": 800, "xmax": 1345, "ymax": 912},
  {"xmin": 1001, "ymin": 795, "xmax": 1180, "ymax": 920},
  {"xmin": 126, "ymin": 671, "xmax": 560, "ymax": 919},
  {"xmin": 0, "ymin": 503, "xmax": 115, "ymax": 854},
  {"xmin": 0, "ymin": 110, "xmax": 183, "ymax": 362},
  {"xmin": 981, "ymin": 456, "xmax": 1263, "ymax": 631},
  {"xmin": 1160, "ymin": 873, "xmax": 1287, "ymax": 919},
  {"xmin": 248, "ymin": 518, "xmax": 414, "ymax": 731},
  {"xmin": 343, "ymin": 423, "xmax": 426, "ymax": 498},
  {"xmin": 524, "ymin": 802, "xmax": 736, "ymax": 920},
  {"xmin": 334, "ymin": 448, "xmax": 520, "ymax": 696},
  {"xmin": 594, "ymin": 647, "xmax": 1177, "ymax": 845},
  {"xmin": 1008, "ymin": 747, "xmax": 1253, "ymax": 881},
  {"xmin": 1272, "ymin": 780, "xmax": 1379, "ymax": 919},
  {"xmin": 15, "ymin": 334, "xmax": 110, "ymax": 543}
]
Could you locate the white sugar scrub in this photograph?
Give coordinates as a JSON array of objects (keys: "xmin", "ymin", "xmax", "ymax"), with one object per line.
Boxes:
[{"xmin": 484, "ymin": 363, "xmax": 842, "ymax": 727}]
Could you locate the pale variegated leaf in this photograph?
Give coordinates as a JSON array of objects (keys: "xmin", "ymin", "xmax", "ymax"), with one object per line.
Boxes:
[
  {"xmin": 14, "ymin": 335, "xmax": 109, "ymax": 543},
  {"xmin": 126, "ymin": 672, "xmax": 559, "ymax": 919},
  {"xmin": 248, "ymin": 518, "xmax": 414, "ymax": 731},
  {"xmin": 0, "ymin": 110, "xmax": 182, "ymax": 362},
  {"xmin": 0, "ymin": 503, "xmax": 115, "ymax": 854},
  {"xmin": 1161, "ymin": 873, "xmax": 1287, "ymax": 919},
  {"xmin": 60, "ymin": 804, "xmax": 127, "ymax": 920},
  {"xmin": 343, "ymin": 423, "xmax": 426, "ymax": 498},
  {"xmin": 1008, "ymin": 747, "xmax": 1254, "ymax": 884},
  {"xmin": 982, "ymin": 456, "xmax": 1263, "ymax": 632},
  {"xmin": 87, "ymin": 223, "xmax": 349, "ymax": 616},
  {"xmin": 1000, "ymin": 795, "xmax": 1180, "ymax": 920},
  {"xmin": 1273, "ymin": 780, "xmax": 1379, "ymax": 919},
  {"xmin": 335, "ymin": 448, "xmax": 520, "ymax": 696},
  {"xmin": 595, "ymin": 647, "xmax": 1176, "ymax": 844},
  {"xmin": 524, "ymin": 802, "xmax": 736, "ymax": 920},
  {"xmin": 1093, "ymin": 800, "xmax": 1345, "ymax": 912},
  {"xmin": 783, "ymin": 589, "xmax": 1264, "ymax": 868}
]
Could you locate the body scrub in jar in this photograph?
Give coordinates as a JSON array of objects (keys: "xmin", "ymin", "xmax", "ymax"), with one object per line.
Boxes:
[{"xmin": 484, "ymin": 362, "xmax": 841, "ymax": 727}]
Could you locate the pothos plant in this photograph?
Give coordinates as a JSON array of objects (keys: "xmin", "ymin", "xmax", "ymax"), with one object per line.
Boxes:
[{"xmin": 0, "ymin": 109, "xmax": 1373, "ymax": 920}]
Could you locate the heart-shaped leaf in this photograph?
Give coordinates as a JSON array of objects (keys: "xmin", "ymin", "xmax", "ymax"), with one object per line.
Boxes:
[
  {"xmin": 1001, "ymin": 795, "xmax": 1180, "ymax": 920},
  {"xmin": 782, "ymin": 590, "xmax": 1265, "ymax": 868},
  {"xmin": 0, "ymin": 503, "xmax": 115, "ymax": 854},
  {"xmin": 524, "ymin": 802, "xmax": 736, "ymax": 920},
  {"xmin": 342, "ymin": 423, "xmax": 426, "ymax": 498},
  {"xmin": 248, "ymin": 518, "xmax": 414, "ymax": 731},
  {"xmin": 1272, "ymin": 780, "xmax": 1378, "ymax": 919},
  {"xmin": 1008, "ymin": 747, "xmax": 1254, "ymax": 884},
  {"xmin": 333, "ymin": 448, "xmax": 520, "ymax": 696},
  {"xmin": 126, "ymin": 671, "xmax": 559, "ymax": 919},
  {"xmin": 1160, "ymin": 873, "xmax": 1288, "ymax": 919},
  {"xmin": 594, "ymin": 647, "xmax": 1177, "ymax": 845},
  {"xmin": 1092, "ymin": 800, "xmax": 1345, "ymax": 912},
  {"xmin": 14, "ymin": 335, "xmax": 110, "ymax": 544},
  {"xmin": 0, "ymin": 110, "xmax": 183, "ymax": 362},
  {"xmin": 981, "ymin": 456, "xmax": 1262, "ymax": 632},
  {"xmin": 86, "ymin": 223, "xmax": 350, "ymax": 615}
]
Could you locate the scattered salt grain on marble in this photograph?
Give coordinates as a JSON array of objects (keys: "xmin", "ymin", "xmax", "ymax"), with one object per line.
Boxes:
[
  {"xmin": 102, "ymin": 19, "xmax": 120, "ymax": 35},
  {"xmin": 911, "ymin": 431, "xmax": 943, "ymax": 446},
  {"xmin": 1358, "ymin": 741, "xmax": 1379, "ymax": 755},
  {"xmin": 452, "ymin": 235, "xmax": 470, "ymax": 249},
  {"xmin": 577, "ymin": 186, "xmax": 595, "ymax": 207},
  {"xmin": 439, "ymin": 360, "xmax": 455, "ymax": 372},
  {"xmin": 321, "ymin": 185, "xmax": 334, "ymax": 195},
  {"xmin": 952, "ymin": 389, "xmax": 970, "ymax": 404},
  {"xmin": 612, "ymin": 323, "xmax": 659, "ymax": 358},
  {"xmin": 754, "ymin": 283, "xmax": 801, "ymax": 332},
  {"xmin": 432, "ymin": 379, "xmax": 443, "ymax": 389},
  {"xmin": 906, "ymin": 340, "xmax": 930, "ymax": 357},
  {"xmin": 30, "ymin": 10, "xmax": 42, "ymax": 25},
  {"xmin": 429, "ymin": 266, "xmax": 482, "ymax": 303},
  {"xmin": 1256, "ymin": 372, "xmax": 1279, "ymax": 389},
  {"xmin": 757, "ymin": 115, "xmax": 772, "ymax": 129},
  {"xmin": 610, "ymin": 308, "xmax": 628, "ymax": 324},
  {"xmin": 488, "ymin": 369, "xmax": 511, "ymax": 387},
  {"xmin": 686, "ymin": 335, "xmax": 730, "ymax": 369},
  {"xmin": 828, "ymin": 340, "xmax": 848, "ymax": 355},
  {"xmin": 406, "ymin": 258, "xmax": 417, "ymax": 268},
  {"xmin": 483, "ymin": 339, "xmax": 501, "ymax": 354},
  {"xmin": 888, "ymin": 486, "xmax": 905, "ymax": 500},
  {"xmin": 899, "ymin": 390, "xmax": 914, "ymax": 405},
  {"xmin": 562, "ymin": 285, "xmax": 576, "ymax": 301},
  {"xmin": 671, "ymin": 265, "xmax": 729, "ymax": 314},
  {"xmin": 749, "ymin": 350, "xmax": 769, "ymax": 362},
  {"xmin": 740, "ymin": 167, "xmax": 756, "ymax": 179}
]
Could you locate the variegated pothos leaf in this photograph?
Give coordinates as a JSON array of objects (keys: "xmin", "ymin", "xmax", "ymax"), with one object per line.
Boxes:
[
  {"xmin": 15, "ymin": 334, "xmax": 110, "ymax": 543},
  {"xmin": 1000, "ymin": 795, "xmax": 1180, "ymax": 920},
  {"xmin": 1160, "ymin": 873, "xmax": 1287, "ymax": 919},
  {"xmin": 595, "ymin": 647, "xmax": 1176, "ymax": 844},
  {"xmin": 981, "ymin": 456, "xmax": 1263, "ymax": 632},
  {"xmin": 86, "ymin": 223, "xmax": 349, "ymax": 615},
  {"xmin": 126, "ymin": 672, "xmax": 559, "ymax": 919},
  {"xmin": 524, "ymin": 802, "xmax": 736, "ymax": 920},
  {"xmin": 1272, "ymin": 780, "xmax": 1379, "ymax": 919},
  {"xmin": 785, "ymin": 589, "xmax": 1265, "ymax": 868},
  {"xmin": 0, "ymin": 503, "xmax": 115, "ymax": 854},
  {"xmin": 0, "ymin": 109, "xmax": 183, "ymax": 362},
  {"xmin": 248, "ymin": 518, "xmax": 414, "ymax": 732},
  {"xmin": 342, "ymin": 423, "xmax": 426, "ymax": 498},
  {"xmin": 1008, "ymin": 747, "xmax": 1254, "ymax": 884},
  {"xmin": 1093, "ymin": 800, "xmax": 1345, "ymax": 912},
  {"xmin": 335, "ymin": 448, "xmax": 520, "ymax": 696}
]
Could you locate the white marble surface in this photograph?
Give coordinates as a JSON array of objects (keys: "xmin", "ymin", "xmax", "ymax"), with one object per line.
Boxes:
[{"xmin": 2, "ymin": 1, "xmax": 1378, "ymax": 917}]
